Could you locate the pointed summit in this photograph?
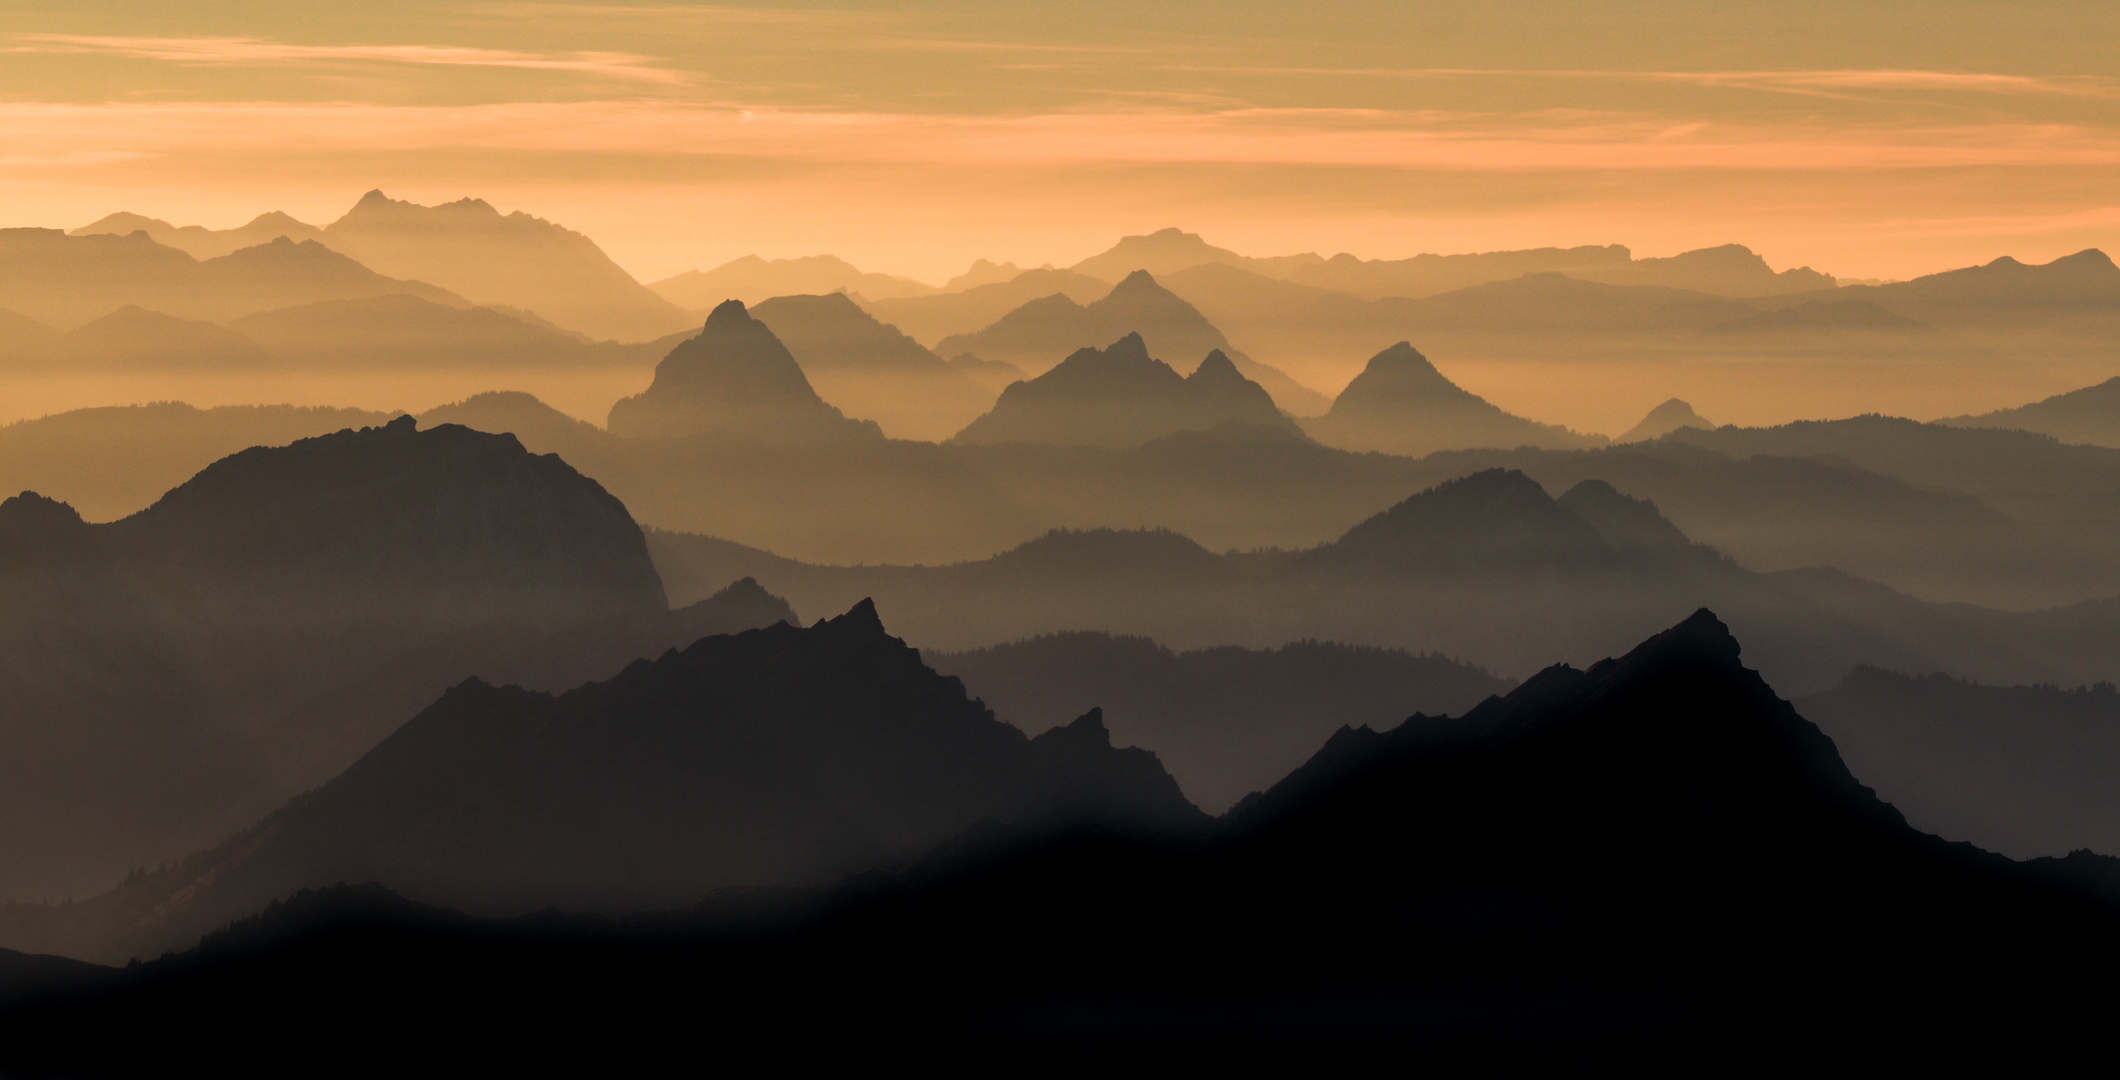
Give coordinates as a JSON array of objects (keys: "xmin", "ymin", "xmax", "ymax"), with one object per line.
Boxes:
[
  {"xmin": 951, "ymin": 334, "xmax": 1297, "ymax": 448},
  {"xmin": 1301, "ymin": 342, "xmax": 1603, "ymax": 456},
  {"xmin": 607, "ymin": 301, "xmax": 880, "ymax": 443},
  {"xmin": 1616, "ymin": 398, "xmax": 1714, "ymax": 443},
  {"xmin": 1309, "ymin": 468, "xmax": 1611, "ymax": 572}
]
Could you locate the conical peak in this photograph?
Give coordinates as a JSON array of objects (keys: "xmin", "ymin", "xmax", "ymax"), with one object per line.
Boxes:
[
  {"xmin": 1189, "ymin": 349, "xmax": 1242, "ymax": 382},
  {"xmin": 827, "ymin": 597, "xmax": 885, "ymax": 633},
  {"xmin": 1109, "ymin": 269, "xmax": 1169, "ymax": 298},
  {"xmin": 1366, "ymin": 341, "xmax": 1435, "ymax": 372}
]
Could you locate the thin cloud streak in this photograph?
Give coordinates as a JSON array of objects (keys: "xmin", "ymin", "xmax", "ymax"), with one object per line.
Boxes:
[
  {"xmin": 3, "ymin": 100, "xmax": 2115, "ymax": 173},
  {"xmin": 1157, "ymin": 65, "xmax": 2120, "ymax": 101},
  {"xmin": 8, "ymin": 34, "xmax": 689, "ymax": 85}
]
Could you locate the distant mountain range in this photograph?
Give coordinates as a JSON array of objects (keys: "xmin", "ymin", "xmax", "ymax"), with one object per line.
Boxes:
[
  {"xmin": 952, "ymin": 334, "xmax": 1299, "ymax": 448},
  {"xmin": 1616, "ymin": 398, "xmax": 1714, "ymax": 443},
  {"xmin": 6, "ymin": 611, "xmax": 2118, "ymax": 1068},
  {"xmin": 935, "ymin": 269, "xmax": 1330, "ymax": 413},
  {"xmin": 1944, "ymin": 373, "xmax": 2120, "ymax": 447},
  {"xmin": 646, "ymin": 466, "xmax": 2120, "ymax": 702},
  {"xmin": 649, "ymin": 254, "xmax": 941, "ymax": 308}
]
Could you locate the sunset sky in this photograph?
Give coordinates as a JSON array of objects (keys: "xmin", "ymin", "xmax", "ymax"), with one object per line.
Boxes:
[{"xmin": 5, "ymin": 1, "xmax": 2119, "ymax": 283}]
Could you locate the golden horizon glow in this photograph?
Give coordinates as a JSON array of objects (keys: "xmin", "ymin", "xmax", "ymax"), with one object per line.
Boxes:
[{"xmin": 4, "ymin": 2, "xmax": 2120, "ymax": 283}]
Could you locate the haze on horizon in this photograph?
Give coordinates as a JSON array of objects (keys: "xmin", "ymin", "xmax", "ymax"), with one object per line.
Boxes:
[{"xmin": 5, "ymin": 0, "xmax": 2120, "ymax": 285}]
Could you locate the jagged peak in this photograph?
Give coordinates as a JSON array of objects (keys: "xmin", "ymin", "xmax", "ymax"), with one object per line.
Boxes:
[
  {"xmin": 0, "ymin": 490, "xmax": 86, "ymax": 528},
  {"xmin": 1032, "ymin": 707, "xmax": 1116, "ymax": 751}
]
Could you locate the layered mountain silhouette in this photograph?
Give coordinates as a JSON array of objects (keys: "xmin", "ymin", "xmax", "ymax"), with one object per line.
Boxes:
[
  {"xmin": 0, "ymin": 418, "xmax": 675, "ymax": 899},
  {"xmin": 1068, "ymin": 226, "xmax": 1326, "ymax": 283},
  {"xmin": 952, "ymin": 334, "xmax": 1298, "ymax": 448},
  {"xmin": 1944, "ymin": 374, "xmax": 2120, "ymax": 447},
  {"xmin": 606, "ymin": 300, "xmax": 882, "ymax": 442},
  {"xmin": 45, "ymin": 306, "xmax": 275, "ymax": 369},
  {"xmin": 28, "ymin": 599, "xmax": 1201, "ymax": 960},
  {"xmin": 1301, "ymin": 342, "xmax": 1604, "ymax": 455},
  {"xmin": 229, "ymin": 294, "xmax": 656, "ymax": 369},
  {"xmin": 748, "ymin": 292, "xmax": 993, "ymax": 439},
  {"xmin": 0, "ymin": 230, "xmax": 464, "ymax": 328},
  {"xmin": 9, "ymin": 612, "xmax": 2119, "ymax": 1069},
  {"xmin": 71, "ymin": 211, "xmax": 327, "ymax": 260},
  {"xmin": 1616, "ymin": 398, "xmax": 1714, "ymax": 442},
  {"xmin": 1817, "ymin": 248, "xmax": 2120, "ymax": 327},
  {"xmin": 321, "ymin": 191, "xmax": 692, "ymax": 340},
  {"xmin": 649, "ymin": 254, "xmax": 938, "ymax": 308},
  {"xmin": 1287, "ymin": 241, "xmax": 1834, "ymax": 298},
  {"xmin": 1799, "ymin": 667, "xmax": 2120, "ymax": 858},
  {"xmin": 862, "ymin": 266, "xmax": 1108, "ymax": 346},
  {"xmin": 935, "ymin": 270, "xmax": 1328, "ymax": 413},
  {"xmin": 931, "ymin": 632, "xmax": 1507, "ymax": 812}
]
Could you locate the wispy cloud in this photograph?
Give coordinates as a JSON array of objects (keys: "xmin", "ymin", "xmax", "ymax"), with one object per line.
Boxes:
[
  {"xmin": 1157, "ymin": 65, "xmax": 2120, "ymax": 101},
  {"xmin": 5, "ymin": 100, "xmax": 2116, "ymax": 174},
  {"xmin": 8, "ymin": 34, "xmax": 688, "ymax": 85}
]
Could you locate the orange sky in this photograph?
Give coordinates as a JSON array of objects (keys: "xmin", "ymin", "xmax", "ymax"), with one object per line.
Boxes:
[{"xmin": 5, "ymin": 2, "xmax": 2120, "ymax": 283}]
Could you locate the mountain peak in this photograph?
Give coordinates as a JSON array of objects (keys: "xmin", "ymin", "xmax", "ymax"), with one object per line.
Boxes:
[
  {"xmin": 1189, "ymin": 349, "xmax": 1243, "ymax": 383},
  {"xmin": 705, "ymin": 298, "xmax": 753, "ymax": 329},
  {"xmin": 1616, "ymin": 397, "xmax": 1714, "ymax": 442},
  {"xmin": 1031, "ymin": 708, "xmax": 1115, "ymax": 751}
]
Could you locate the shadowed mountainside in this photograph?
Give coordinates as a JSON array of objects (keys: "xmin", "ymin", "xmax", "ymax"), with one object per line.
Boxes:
[
  {"xmin": 930, "ymin": 633, "xmax": 1508, "ymax": 812},
  {"xmin": 5, "ymin": 612, "xmax": 2117, "ymax": 1068},
  {"xmin": 6, "ymin": 599, "xmax": 1201, "ymax": 963},
  {"xmin": 1799, "ymin": 667, "xmax": 2120, "ymax": 858},
  {"xmin": 0, "ymin": 418, "xmax": 676, "ymax": 899}
]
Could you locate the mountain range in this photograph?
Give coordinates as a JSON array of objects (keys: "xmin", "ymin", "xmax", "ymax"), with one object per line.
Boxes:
[
  {"xmin": 748, "ymin": 292, "xmax": 994, "ymax": 440},
  {"xmin": 952, "ymin": 335, "xmax": 1298, "ymax": 448},
  {"xmin": 934, "ymin": 270, "xmax": 1331, "ymax": 414},
  {"xmin": 649, "ymin": 254, "xmax": 941, "ymax": 308},
  {"xmin": 4, "ymin": 611, "xmax": 2116, "ymax": 1068},
  {"xmin": 6, "ymin": 599, "xmax": 1200, "ymax": 962},
  {"xmin": 0, "ymin": 416, "xmax": 773, "ymax": 900}
]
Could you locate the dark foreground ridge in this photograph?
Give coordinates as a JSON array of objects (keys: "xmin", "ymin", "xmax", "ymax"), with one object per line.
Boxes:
[{"xmin": 1, "ymin": 610, "xmax": 2115, "ymax": 1069}]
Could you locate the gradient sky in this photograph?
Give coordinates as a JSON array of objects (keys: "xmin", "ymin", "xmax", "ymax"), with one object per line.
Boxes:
[{"xmin": 5, "ymin": 1, "xmax": 2119, "ymax": 283}]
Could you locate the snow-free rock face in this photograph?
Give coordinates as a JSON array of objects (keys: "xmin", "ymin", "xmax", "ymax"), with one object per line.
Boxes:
[
  {"xmin": 606, "ymin": 300, "xmax": 882, "ymax": 443},
  {"xmin": 951, "ymin": 334, "xmax": 1298, "ymax": 448},
  {"xmin": 1301, "ymin": 341, "xmax": 1604, "ymax": 456}
]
